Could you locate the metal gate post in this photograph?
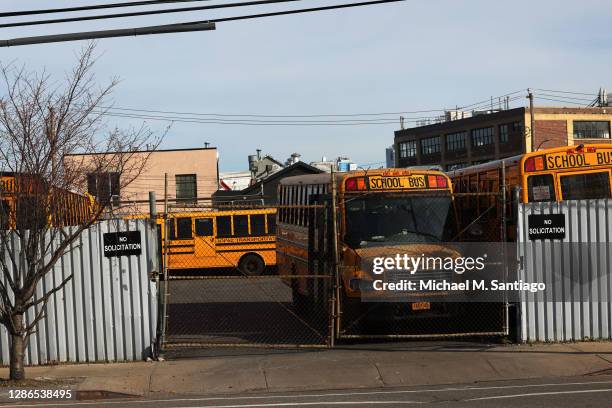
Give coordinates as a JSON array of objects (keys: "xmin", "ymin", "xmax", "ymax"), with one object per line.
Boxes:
[
  {"xmin": 501, "ymin": 160, "xmax": 510, "ymax": 336},
  {"xmin": 330, "ymin": 169, "xmax": 341, "ymax": 346}
]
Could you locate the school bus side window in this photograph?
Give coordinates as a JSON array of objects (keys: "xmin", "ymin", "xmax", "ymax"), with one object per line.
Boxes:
[
  {"xmin": 216, "ymin": 216, "xmax": 232, "ymax": 237},
  {"xmin": 234, "ymin": 215, "xmax": 249, "ymax": 237},
  {"xmin": 176, "ymin": 217, "xmax": 193, "ymax": 239},
  {"xmin": 267, "ymin": 214, "xmax": 276, "ymax": 234},
  {"xmin": 195, "ymin": 218, "xmax": 213, "ymax": 236},
  {"xmin": 250, "ymin": 214, "xmax": 266, "ymax": 236}
]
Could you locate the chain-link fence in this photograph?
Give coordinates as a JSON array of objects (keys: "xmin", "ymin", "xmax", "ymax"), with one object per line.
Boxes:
[
  {"xmin": 157, "ymin": 191, "xmax": 515, "ymax": 349},
  {"xmin": 335, "ymin": 191, "xmax": 510, "ymax": 339},
  {"xmin": 160, "ymin": 206, "xmax": 334, "ymax": 348}
]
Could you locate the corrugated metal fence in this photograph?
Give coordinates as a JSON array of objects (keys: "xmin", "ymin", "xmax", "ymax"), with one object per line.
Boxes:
[
  {"xmin": 0, "ymin": 219, "xmax": 159, "ymax": 365},
  {"xmin": 517, "ymin": 199, "xmax": 612, "ymax": 342}
]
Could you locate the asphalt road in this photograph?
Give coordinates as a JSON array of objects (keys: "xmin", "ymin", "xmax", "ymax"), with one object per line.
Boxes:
[{"xmin": 3, "ymin": 376, "xmax": 612, "ymax": 407}]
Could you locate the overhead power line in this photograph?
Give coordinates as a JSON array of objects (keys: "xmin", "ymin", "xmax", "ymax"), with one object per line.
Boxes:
[
  {"xmin": 79, "ymin": 89, "xmax": 526, "ymax": 127},
  {"xmin": 0, "ymin": 1, "xmax": 213, "ymax": 18},
  {"xmin": 534, "ymin": 97, "xmax": 587, "ymax": 106},
  {"xmin": 97, "ymin": 106, "xmax": 446, "ymax": 118},
  {"xmin": 532, "ymin": 88, "xmax": 597, "ymax": 97},
  {"xmin": 0, "ymin": 0, "xmax": 406, "ymax": 47},
  {"xmin": 95, "ymin": 111, "xmax": 403, "ymax": 125},
  {"xmin": 0, "ymin": 22, "xmax": 216, "ymax": 47},
  {"xmin": 0, "ymin": 0, "xmax": 305, "ymax": 29},
  {"xmin": 209, "ymin": 0, "xmax": 405, "ymax": 23}
]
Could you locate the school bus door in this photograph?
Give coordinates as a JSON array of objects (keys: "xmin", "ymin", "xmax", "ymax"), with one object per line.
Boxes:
[{"xmin": 194, "ymin": 217, "xmax": 216, "ymax": 259}]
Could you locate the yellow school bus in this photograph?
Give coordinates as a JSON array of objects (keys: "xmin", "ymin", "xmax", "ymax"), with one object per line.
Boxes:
[
  {"xmin": 1, "ymin": 172, "xmax": 96, "ymax": 229},
  {"xmin": 448, "ymin": 144, "xmax": 612, "ymax": 240},
  {"xmin": 277, "ymin": 169, "xmax": 461, "ymax": 321},
  {"xmin": 449, "ymin": 143, "xmax": 612, "ymax": 203},
  {"xmin": 161, "ymin": 208, "xmax": 277, "ymax": 275}
]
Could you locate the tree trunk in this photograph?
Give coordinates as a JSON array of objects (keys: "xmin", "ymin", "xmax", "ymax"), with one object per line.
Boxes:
[{"xmin": 9, "ymin": 314, "xmax": 25, "ymax": 381}]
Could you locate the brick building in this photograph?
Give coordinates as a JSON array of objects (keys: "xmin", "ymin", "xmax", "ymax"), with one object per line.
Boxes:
[
  {"xmin": 394, "ymin": 107, "xmax": 612, "ymax": 170},
  {"xmin": 64, "ymin": 147, "xmax": 219, "ymax": 213}
]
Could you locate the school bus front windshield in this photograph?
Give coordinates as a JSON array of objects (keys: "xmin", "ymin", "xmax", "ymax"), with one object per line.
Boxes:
[{"xmin": 344, "ymin": 194, "xmax": 458, "ymax": 248}]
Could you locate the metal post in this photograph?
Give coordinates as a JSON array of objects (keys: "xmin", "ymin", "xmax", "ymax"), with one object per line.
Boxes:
[
  {"xmin": 330, "ymin": 168, "xmax": 340, "ymax": 345},
  {"xmin": 501, "ymin": 161, "xmax": 509, "ymax": 336},
  {"xmin": 528, "ymin": 88, "xmax": 535, "ymax": 152},
  {"xmin": 149, "ymin": 191, "xmax": 157, "ymax": 220},
  {"xmin": 160, "ymin": 174, "xmax": 169, "ymax": 354}
]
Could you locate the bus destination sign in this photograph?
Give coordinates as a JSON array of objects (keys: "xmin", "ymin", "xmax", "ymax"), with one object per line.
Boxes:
[
  {"xmin": 528, "ymin": 214, "xmax": 566, "ymax": 240},
  {"xmin": 103, "ymin": 231, "xmax": 142, "ymax": 257},
  {"xmin": 367, "ymin": 175, "xmax": 426, "ymax": 190},
  {"xmin": 545, "ymin": 150, "xmax": 612, "ymax": 170}
]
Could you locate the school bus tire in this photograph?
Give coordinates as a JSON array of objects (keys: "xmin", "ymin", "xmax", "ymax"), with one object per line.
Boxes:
[{"xmin": 238, "ymin": 253, "xmax": 265, "ymax": 276}]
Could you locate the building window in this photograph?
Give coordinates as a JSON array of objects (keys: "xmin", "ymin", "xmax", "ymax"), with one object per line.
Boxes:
[
  {"xmin": 511, "ymin": 121, "xmax": 523, "ymax": 134},
  {"xmin": 398, "ymin": 141, "xmax": 417, "ymax": 158},
  {"xmin": 446, "ymin": 131, "xmax": 467, "ymax": 151},
  {"xmin": 421, "ymin": 136, "xmax": 441, "ymax": 155},
  {"xmin": 175, "ymin": 174, "xmax": 197, "ymax": 203},
  {"xmin": 471, "ymin": 127, "xmax": 494, "ymax": 147},
  {"xmin": 499, "ymin": 124, "xmax": 509, "ymax": 143},
  {"xmin": 573, "ymin": 121, "xmax": 610, "ymax": 139},
  {"xmin": 87, "ymin": 172, "xmax": 120, "ymax": 205}
]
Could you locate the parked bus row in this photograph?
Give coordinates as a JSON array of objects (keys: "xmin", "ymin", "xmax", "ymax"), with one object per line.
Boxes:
[{"xmin": 276, "ymin": 143, "xmax": 612, "ymax": 329}]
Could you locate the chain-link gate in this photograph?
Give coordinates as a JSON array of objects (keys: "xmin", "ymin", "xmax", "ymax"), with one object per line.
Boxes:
[
  {"xmin": 335, "ymin": 191, "xmax": 511, "ymax": 340},
  {"xmin": 160, "ymin": 205, "xmax": 334, "ymax": 349},
  {"xmin": 158, "ymin": 190, "xmax": 514, "ymax": 350}
]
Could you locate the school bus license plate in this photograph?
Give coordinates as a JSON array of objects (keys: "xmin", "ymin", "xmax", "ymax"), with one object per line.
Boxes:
[{"xmin": 411, "ymin": 302, "xmax": 431, "ymax": 311}]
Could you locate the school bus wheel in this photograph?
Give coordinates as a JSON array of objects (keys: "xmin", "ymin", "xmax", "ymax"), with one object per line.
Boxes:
[{"xmin": 238, "ymin": 253, "xmax": 265, "ymax": 276}]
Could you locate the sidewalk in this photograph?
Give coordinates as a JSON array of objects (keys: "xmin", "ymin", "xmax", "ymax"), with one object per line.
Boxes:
[{"xmin": 1, "ymin": 342, "xmax": 611, "ymax": 398}]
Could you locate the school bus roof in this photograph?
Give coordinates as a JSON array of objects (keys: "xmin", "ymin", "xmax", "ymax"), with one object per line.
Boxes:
[
  {"xmin": 447, "ymin": 143, "xmax": 612, "ymax": 178},
  {"xmin": 279, "ymin": 168, "xmax": 449, "ymax": 186}
]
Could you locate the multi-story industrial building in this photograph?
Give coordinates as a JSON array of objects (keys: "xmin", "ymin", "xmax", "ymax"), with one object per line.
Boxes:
[{"xmin": 394, "ymin": 107, "xmax": 612, "ymax": 170}]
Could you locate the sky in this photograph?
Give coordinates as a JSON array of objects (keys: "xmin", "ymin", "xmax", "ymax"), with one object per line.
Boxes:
[{"xmin": 1, "ymin": 0, "xmax": 611, "ymax": 172}]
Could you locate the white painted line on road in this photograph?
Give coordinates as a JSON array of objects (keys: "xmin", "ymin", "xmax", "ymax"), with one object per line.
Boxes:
[
  {"xmin": 173, "ymin": 402, "xmax": 424, "ymax": 407},
  {"xmin": 3, "ymin": 380, "xmax": 612, "ymax": 407},
  {"xmin": 467, "ymin": 388, "xmax": 612, "ymax": 401}
]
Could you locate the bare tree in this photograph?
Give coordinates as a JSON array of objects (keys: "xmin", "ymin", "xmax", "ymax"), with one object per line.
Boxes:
[{"xmin": 0, "ymin": 43, "xmax": 162, "ymax": 380}]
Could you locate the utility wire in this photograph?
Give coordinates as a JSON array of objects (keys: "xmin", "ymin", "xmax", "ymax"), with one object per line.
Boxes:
[
  {"xmin": 92, "ymin": 90, "xmax": 526, "ymax": 120},
  {"xmin": 532, "ymin": 88, "xmax": 597, "ymax": 97},
  {"xmin": 0, "ymin": 0, "xmax": 304, "ymax": 29},
  {"xmin": 536, "ymin": 93, "xmax": 595, "ymax": 102},
  {"xmin": 84, "ymin": 91, "xmax": 527, "ymax": 127},
  {"xmin": 96, "ymin": 106, "xmax": 447, "ymax": 118},
  {"xmin": 534, "ymin": 97, "xmax": 586, "ymax": 106},
  {"xmin": 96, "ymin": 111, "xmax": 402, "ymax": 125},
  {"xmin": 208, "ymin": 0, "xmax": 404, "ymax": 23},
  {"xmin": 0, "ymin": 1, "xmax": 213, "ymax": 18},
  {"xmin": 0, "ymin": 0, "xmax": 407, "ymax": 47}
]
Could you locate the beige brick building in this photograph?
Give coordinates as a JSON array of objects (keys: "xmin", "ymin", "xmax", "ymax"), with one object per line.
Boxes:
[{"xmin": 64, "ymin": 147, "xmax": 219, "ymax": 214}]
